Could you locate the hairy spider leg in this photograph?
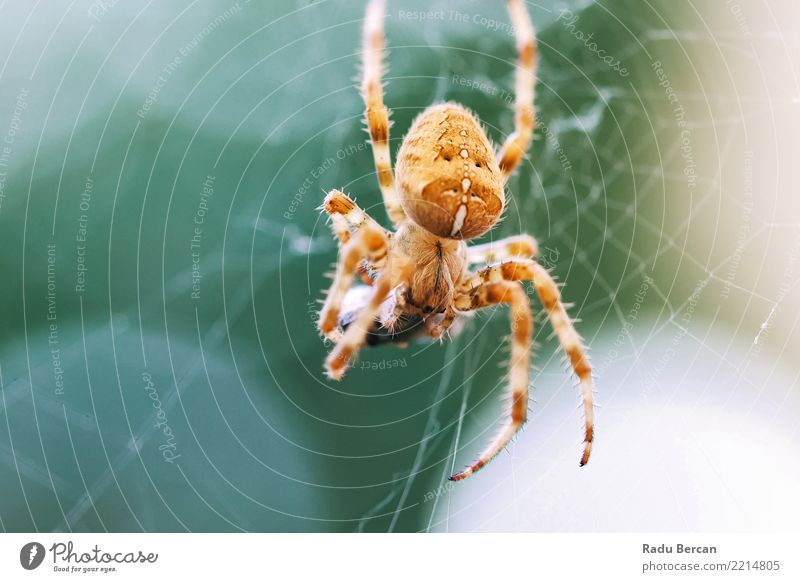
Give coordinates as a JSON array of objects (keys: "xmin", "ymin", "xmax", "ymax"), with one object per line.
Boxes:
[
  {"xmin": 362, "ymin": 0, "xmax": 406, "ymax": 226},
  {"xmin": 322, "ymin": 189, "xmax": 388, "ymax": 285},
  {"xmin": 450, "ymin": 281, "xmax": 533, "ymax": 481},
  {"xmin": 450, "ymin": 259, "xmax": 594, "ymax": 479},
  {"xmin": 466, "ymin": 234, "xmax": 539, "ymax": 265},
  {"xmin": 318, "ymin": 224, "xmax": 388, "ymax": 344},
  {"xmin": 497, "ymin": 0, "xmax": 537, "ymax": 180}
]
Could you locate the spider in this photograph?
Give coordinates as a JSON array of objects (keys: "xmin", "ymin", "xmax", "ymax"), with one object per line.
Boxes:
[{"xmin": 317, "ymin": 0, "xmax": 594, "ymax": 481}]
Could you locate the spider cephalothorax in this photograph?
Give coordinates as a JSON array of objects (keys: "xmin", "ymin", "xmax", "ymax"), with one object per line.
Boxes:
[{"xmin": 316, "ymin": 0, "xmax": 594, "ymax": 481}]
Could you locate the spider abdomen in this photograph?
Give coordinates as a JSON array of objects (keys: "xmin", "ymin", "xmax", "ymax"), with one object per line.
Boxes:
[{"xmin": 395, "ymin": 103, "xmax": 505, "ymax": 240}]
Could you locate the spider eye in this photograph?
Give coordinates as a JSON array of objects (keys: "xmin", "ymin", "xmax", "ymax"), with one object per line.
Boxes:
[{"xmin": 444, "ymin": 155, "xmax": 452, "ymax": 161}]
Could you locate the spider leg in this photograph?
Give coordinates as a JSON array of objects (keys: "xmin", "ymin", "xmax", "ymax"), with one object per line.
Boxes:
[
  {"xmin": 326, "ymin": 267, "xmax": 394, "ymax": 380},
  {"xmin": 362, "ymin": 0, "xmax": 406, "ymax": 227},
  {"xmin": 318, "ymin": 223, "xmax": 388, "ymax": 344},
  {"xmin": 425, "ymin": 306, "xmax": 457, "ymax": 341},
  {"xmin": 528, "ymin": 262, "xmax": 594, "ymax": 467},
  {"xmin": 455, "ymin": 257, "xmax": 594, "ymax": 476},
  {"xmin": 497, "ymin": 0, "xmax": 536, "ymax": 180},
  {"xmin": 466, "ymin": 234, "xmax": 539, "ymax": 265},
  {"xmin": 459, "ymin": 257, "xmax": 536, "ymax": 292},
  {"xmin": 322, "ymin": 189, "xmax": 388, "ymax": 284},
  {"xmin": 322, "ymin": 189, "xmax": 386, "ymax": 244},
  {"xmin": 449, "ymin": 281, "xmax": 532, "ymax": 481}
]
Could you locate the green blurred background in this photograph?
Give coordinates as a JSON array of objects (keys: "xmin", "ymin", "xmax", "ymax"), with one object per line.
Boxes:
[{"xmin": 1, "ymin": 0, "xmax": 798, "ymax": 532}]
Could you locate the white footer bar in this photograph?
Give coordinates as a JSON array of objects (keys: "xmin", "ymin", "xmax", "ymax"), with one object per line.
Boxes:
[{"xmin": 1, "ymin": 533, "xmax": 797, "ymax": 581}]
